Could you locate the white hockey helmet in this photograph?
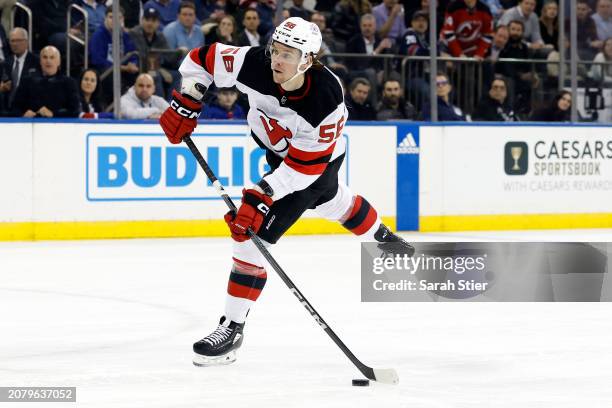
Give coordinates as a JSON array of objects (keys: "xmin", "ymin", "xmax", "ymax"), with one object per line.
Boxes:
[{"xmin": 271, "ymin": 17, "xmax": 322, "ymax": 68}]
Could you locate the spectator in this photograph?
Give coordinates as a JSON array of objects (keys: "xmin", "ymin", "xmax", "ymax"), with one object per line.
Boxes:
[
  {"xmin": 569, "ymin": 0, "xmax": 602, "ymax": 60},
  {"xmin": 201, "ymin": 0, "xmax": 230, "ymax": 23},
  {"xmin": 72, "ymin": 0, "xmax": 107, "ymax": 36},
  {"xmin": 0, "ymin": 0, "xmax": 16, "ymax": 34},
  {"xmin": 288, "ymin": 0, "xmax": 312, "ymax": 20},
  {"xmin": 346, "ymin": 14, "xmax": 392, "ymax": 71},
  {"xmin": 12, "ymin": 46, "xmax": 79, "ymax": 118},
  {"xmin": 440, "ymin": 0, "xmax": 494, "ymax": 60},
  {"xmin": 78, "ymin": 68, "xmax": 113, "ymax": 118},
  {"xmin": 376, "ymin": 78, "xmax": 416, "ymax": 120},
  {"xmin": 89, "ymin": 8, "xmax": 140, "ymax": 103},
  {"xmin": 398, "ymin": 11, "xmax": 429, "ymax": 57},
  {"xmin": 539, "ymin": 0, "xmax": 559, "ymax": 50},
  {"xmin": 120, "ymin": 0, "xmax": 144, "ymax": 29},
  {"xmin": 120, "ymin": 73, "xmax": 170, "ymax": 119},
  {"xmin": 315, "ymin": 0, "xmax": 335, "ymax": 13},
  {"xmin": 529, "ymin": 90, "xmax": 572, "ymax": 121},
  {"xmin": 143, "ymin": 0, "xmax": 181, "ymax": 29},
  {"xmin": 237, "ymin": 9, "xmax": 263, "ymax": 46},
  {"xmin": 310, "ymin": 12, "xmax": 348, "ymax": 76},
  {"xmin": 130, "ymin": 7, "xmax": 182, "ymax": 98},
  {"xmin": 254, "ymin": 0, "xmax": 276, "ymax": 38},
  {"xmin": 422, "ymin": 72, "xmax": 466, "ymax": 121},
  {"xmin": 331, "ymin": 0, "xmax": 372, "ymax": 43},
  {"xmin": 592, "ymin": 0, "xmax": 612, "ymax": 41},
  {"xmin": 205, "ymin": 15, "xmax": 238, "ymax": 45},
  {"xmin": 0, "ymin": 22, "xmax": 6, "ymax": 64},
  {"xmin": 346, "ymin": 77, "xmax": 376, "ymax": 120},
  {"xmin": 398, "ymin": 11, "xmax": 430, "ymax": 104},
  {"xmin": 489, "ymin": 25, "xmax": 509, "ymax": 60},
  {"xmin": 589, "ymin": 37, "xmax": 612, "ymax": 83},
  {"xmin": 202, "ymin": 87, "xmax": 246, "ymax": 119},
  {"xmin": 373, "ymin": 0, "xmax": 406, "ymax": 43},
  {"xmin": 472, "ymin": 75, "xmax": 518, "ymax": 121},
  {"xmin": 483, "ymin": 0, "xmax": 505, "ymax": 21},
  {"xmin": 28, "ymin": 0, "xmax": 70, "ymax": 52},
  {"xmin": 498, "ymin": 0, "xmax": 552, "ymax": 51},
  {"xmin": 405, "ymin": 0, "xmax": 449, "ymax": 37},
  {"xmin": 496, "ymin": 20, "xmax": 538, "ymax": 114},
  {"xmin": 0, "ymin": 28, "xmax": 40, "ymax": 114},
  {"xmin": 164, "ymin": 1, "xmax": 205, "ymax": 56}
]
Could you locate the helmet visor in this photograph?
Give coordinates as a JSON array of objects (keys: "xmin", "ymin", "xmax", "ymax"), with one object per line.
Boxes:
[{"xmin": 267, "ymin": 41, "xmax": 303, "ymax": 65}]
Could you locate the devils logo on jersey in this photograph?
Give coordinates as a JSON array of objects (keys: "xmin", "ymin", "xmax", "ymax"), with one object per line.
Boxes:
[
  {"xmin": 456, "ymin": 21, "xmax": 483, "ymax": 43},
  {"xmin": 258, "ymin": 109, "xmax": 293, "ymax": 152}
]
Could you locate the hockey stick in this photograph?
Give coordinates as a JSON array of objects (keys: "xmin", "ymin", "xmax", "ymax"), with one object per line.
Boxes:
[{"xmin": 183, "ymin": 135, "xmax": 399, "ymax": 385}]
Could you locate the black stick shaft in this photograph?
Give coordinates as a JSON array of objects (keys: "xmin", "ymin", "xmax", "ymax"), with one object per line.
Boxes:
[{"xmin": 183, "ymin": 135, "xmax": 375, "ymax": 380}]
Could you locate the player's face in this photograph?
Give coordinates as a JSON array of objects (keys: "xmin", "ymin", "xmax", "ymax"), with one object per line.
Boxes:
[
  {"xmin": 81, "ymin": 70, "xmax": 98, "ymax": 95},
  {"xmin": 351, "ymin": 84, "xmax": 370, "ymax": 104},
  {"xmin": 489, "ymin": 79, "xmax": 507, "ymax": 102},
  {"xmin": 270, "ymin": 42, "xmax": 302, "ymax": 84},
  {"xmin": 411, "ymin": 17, "xmax": 427, "ymax": 33},
  {"xmin": 135, "ymin": 76, "xmax": 155, "ymax": 100}
]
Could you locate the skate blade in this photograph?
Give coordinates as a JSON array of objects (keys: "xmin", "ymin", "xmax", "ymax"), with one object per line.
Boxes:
[{"xmin": 193, "ymin": 350, "xmax": 237, "ymax": 367}]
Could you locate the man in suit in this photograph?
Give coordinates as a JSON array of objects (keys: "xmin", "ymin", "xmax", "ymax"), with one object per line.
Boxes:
[
  {"xmin": 236, "ymin": 9, "xmax": 262, "ymax": 47},
  {"xmin": 0, "ymin": 28, "xmax": 40, "ymax": 115},
  {"xmin": 12, "ymin": 45, "xmax": 79, "ymax": 118}
]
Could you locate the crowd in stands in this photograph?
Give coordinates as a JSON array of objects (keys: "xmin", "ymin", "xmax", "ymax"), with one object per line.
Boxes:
[{"xmin": 0, "ymin": 0, "xmax": 610, "ymax": 121}]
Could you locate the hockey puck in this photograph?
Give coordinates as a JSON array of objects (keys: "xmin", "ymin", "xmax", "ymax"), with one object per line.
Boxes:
[{"xmin": 352, "ymin": 379, "xmax": 370, "ymax": 387}]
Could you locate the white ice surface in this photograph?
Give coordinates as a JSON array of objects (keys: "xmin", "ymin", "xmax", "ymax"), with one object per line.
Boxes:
[{"xmin": 1, "ymin": 229, "xmax": 612, "ymax": 408}]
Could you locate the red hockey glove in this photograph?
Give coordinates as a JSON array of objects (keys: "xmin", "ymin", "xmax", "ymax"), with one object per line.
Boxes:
[
  {"xmin": 224, "ymin": 188, "xmax": 273, "ymax": 242},
  {"xmin": 159, "ymin": 90, "xmax": 202, "ymax": 144}
]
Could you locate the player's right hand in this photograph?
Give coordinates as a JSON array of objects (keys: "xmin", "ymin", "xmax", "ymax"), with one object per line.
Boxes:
[{"xmin": 159, "ymin": 90, "xmax": 202, "ymax": 144}]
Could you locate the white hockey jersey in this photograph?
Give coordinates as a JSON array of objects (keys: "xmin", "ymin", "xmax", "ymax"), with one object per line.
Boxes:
[{"xmin": 179, "ymin": 42, "xmax": 348, "ymax": 201}]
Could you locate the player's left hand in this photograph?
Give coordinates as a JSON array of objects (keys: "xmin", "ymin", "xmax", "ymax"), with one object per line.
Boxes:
[{"xmin": 224, "ymin": 188, "xmax": 273, "ymax": 242}]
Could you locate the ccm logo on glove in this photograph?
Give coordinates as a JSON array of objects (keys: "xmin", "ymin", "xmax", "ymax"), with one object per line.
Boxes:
[{"xmin": 170, "ymin": 100, "xmax": 201, "ymax": 119}]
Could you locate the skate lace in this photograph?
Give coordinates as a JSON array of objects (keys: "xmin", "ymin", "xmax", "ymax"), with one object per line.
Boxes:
[{"xmin": 203, "ymin": 325, "xmax": 233, "ymax": 346}]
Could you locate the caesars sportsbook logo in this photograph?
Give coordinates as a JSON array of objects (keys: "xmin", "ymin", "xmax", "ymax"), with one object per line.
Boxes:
[
  {"xmin": 504, "ymin": 139, "xmax": 612, "ymax": 177},
  {"xmin": 504, "ymin": 142, "xmax": 528, "ymax": 175}
]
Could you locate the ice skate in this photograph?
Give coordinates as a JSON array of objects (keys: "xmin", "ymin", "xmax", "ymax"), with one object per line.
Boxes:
[
  {"xmin": 374, "ymin": 224, "xmax": 415, "ymax": 257},
  {"xmin": 193, "ymin": 316, "xmax": 245, "ymax": 367}
]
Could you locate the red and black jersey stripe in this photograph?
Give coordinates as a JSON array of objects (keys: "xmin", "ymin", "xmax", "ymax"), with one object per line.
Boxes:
[
  {"xmin": 189, "ymin": 43, "xmax": 218, "ymax": 75},
  {"xmin": 284, "ymin": 142, "xmax": 336, "ymax": 175},
  {"xmin": 342, "ymin": 196, "xmax": 378, "ymax": 236},
  {"xmin": 227, "ymin": 258, "xmax": 267, "ymax": 301}
]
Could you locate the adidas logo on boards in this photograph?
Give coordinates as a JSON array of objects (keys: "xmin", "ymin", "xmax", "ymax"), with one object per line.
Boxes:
[{"xmin": 397, "ymin": 133, "xmax": 419, "ymax": 154}]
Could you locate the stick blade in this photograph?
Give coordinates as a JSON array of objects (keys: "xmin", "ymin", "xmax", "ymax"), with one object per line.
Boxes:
[{"xmin": 372, "ymin": 368, "xmax": 399, "ymax": 385}]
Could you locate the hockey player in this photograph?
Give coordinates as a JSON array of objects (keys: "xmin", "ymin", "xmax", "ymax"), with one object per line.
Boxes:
[{"xmin": 159, "ymin": 17, "xmax": 414, "ymax": 366}]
